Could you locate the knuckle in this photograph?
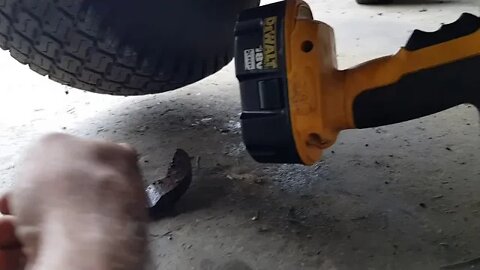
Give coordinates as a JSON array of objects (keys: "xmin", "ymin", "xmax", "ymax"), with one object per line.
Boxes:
[
  {"xmin": 37, "ymin": 132, "xmax": 71, "ymax": 144},
  {"xmin": 117, "ymin": 143, "xmax": 138, "ymax": 157}
]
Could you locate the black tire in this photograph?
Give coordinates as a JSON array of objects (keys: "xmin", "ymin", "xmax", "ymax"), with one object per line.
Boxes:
[
  {"xmin": 356, "ymin": 0, "xmax": 393, "ymax": 4},
  {"xmin": 0, "ymin": 0, "xmax": 259, "ymax": 95}
]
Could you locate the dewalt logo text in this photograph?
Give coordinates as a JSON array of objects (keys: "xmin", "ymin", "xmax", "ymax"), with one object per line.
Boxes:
[{"xmin": 263, "ymin": 16, "xmax": 278, "ymax": 69}]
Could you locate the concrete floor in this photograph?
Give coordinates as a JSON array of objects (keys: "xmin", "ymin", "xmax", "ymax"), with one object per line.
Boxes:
[{"xmin": 1, "ymin": 0, "xmax": 479, "ymax": 269}]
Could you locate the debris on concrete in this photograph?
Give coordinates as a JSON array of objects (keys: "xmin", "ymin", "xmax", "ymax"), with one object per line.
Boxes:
[
  {"xmin": 150, "ymin": 230, "xmax": 174, "ymax": 239},
  {"xmin": 251, "ymin": 211, "xmax": 260, "ymax": 221},
  {"xmin": 137, "ymin": 125, "xmax": 149, "ymax": 133},
  {"xmin": 200, "ymin": 117, "xmax": 213, "ymax": 123},
  {"xmin": 226, "ymin": 173, "xmax": 256, "ymax": 182},
  {"xmin": 159, "ymin": 108, "xmax": 174, "ymax": 117},
  {"xmin": 146, "ymin": 149, "xmax": 192, "ymax": 218}
]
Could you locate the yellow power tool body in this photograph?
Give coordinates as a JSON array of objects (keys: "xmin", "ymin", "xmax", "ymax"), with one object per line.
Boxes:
[{"xmin": 234, "ymin": 0, "xmax": 480, "ymax": 165}]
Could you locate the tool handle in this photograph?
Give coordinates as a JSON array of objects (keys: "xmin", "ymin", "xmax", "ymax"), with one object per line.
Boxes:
[
  {"xmin": 404, "ymin": 13, "xmax": 479, "ymax": 51},
  {"xmin": 349, "ymin": 13, "xmax": 480, "ymax": 129},
  {"xmin": 353, "ymin": 55, "xmax": 480, "ymax": 128}
]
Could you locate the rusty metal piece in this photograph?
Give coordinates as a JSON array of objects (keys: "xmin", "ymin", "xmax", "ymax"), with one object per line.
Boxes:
[{"xmin": 145, "ymin": 149, "xmax": 192, "ymax": 217}]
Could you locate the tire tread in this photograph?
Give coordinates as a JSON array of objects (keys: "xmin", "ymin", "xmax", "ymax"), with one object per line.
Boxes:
[{"xmin": 0, "ymin": 0, "xmax": 259, "ymax": 95}]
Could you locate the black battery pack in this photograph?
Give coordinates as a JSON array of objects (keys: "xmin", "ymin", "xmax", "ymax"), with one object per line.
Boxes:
[{"xmin": 234, "ymin": 1, "xmax": 300, "ymax": 163}]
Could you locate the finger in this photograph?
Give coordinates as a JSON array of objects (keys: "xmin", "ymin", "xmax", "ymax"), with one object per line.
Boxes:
[
  {"xmin": 117, "ymin": 143, "xmax": 136, "ymax": 153},
  {"xmin": 0, "ymin": 193, "xmax": 11, "ymax": 215},
  {"xmin": 117, "ymin": 143, "xmax": 139, "ymax": 158},
  {"xmin": 0, "ymin": 217, "xmax": 21, "ymax": 249},
  {"xmin": 0, "ymin": 248, "xmax": 25, "ymax": 270}
]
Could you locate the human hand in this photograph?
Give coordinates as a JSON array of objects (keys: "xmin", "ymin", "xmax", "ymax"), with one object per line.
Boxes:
[
  {"xmin": 0, "ymin": 193, "xmax": 25, "ymax": 270},
  {"xmin": 5, "ymin": 133, "xmax": 148, "ymax": 270}
]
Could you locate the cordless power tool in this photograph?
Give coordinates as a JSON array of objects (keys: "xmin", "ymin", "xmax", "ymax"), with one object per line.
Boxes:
[{"xmin": 234, "ymin": 0, "xmax": 480, "ymax": 165}]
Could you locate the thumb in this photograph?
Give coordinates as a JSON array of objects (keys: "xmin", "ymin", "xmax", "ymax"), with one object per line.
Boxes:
[
  {"xmin": 0, "ymin": 216, "xmax": 21, "ymax": 249},
  {"xmin": 0, "ymin": 193, "xmax": 11, "ymax": 215}
]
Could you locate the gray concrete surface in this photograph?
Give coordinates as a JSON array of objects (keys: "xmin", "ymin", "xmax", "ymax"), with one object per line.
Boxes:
[{"xmin": 1, "ymin": 0, "xmax": 479, "ymax": 269}]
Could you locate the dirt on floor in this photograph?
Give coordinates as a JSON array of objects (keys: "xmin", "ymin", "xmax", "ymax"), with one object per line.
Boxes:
[{"xmin": 1, "ymin": 0, "xmax": 479, "ymax": 269}]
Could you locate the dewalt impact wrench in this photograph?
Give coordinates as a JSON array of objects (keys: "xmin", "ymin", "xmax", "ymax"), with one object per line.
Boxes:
[{"xmin": 234, "ymin": 0, "xmax": 479, "ymax": 165}]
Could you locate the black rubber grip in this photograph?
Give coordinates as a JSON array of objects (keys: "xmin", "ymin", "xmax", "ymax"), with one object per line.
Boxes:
[
  {"xmin": 405, "ymin": 13, "xmax": 479, "ymax": 51},
  {"xmin": 353, "ymin": 55, "xmax": 480, "ymax": 129}
]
